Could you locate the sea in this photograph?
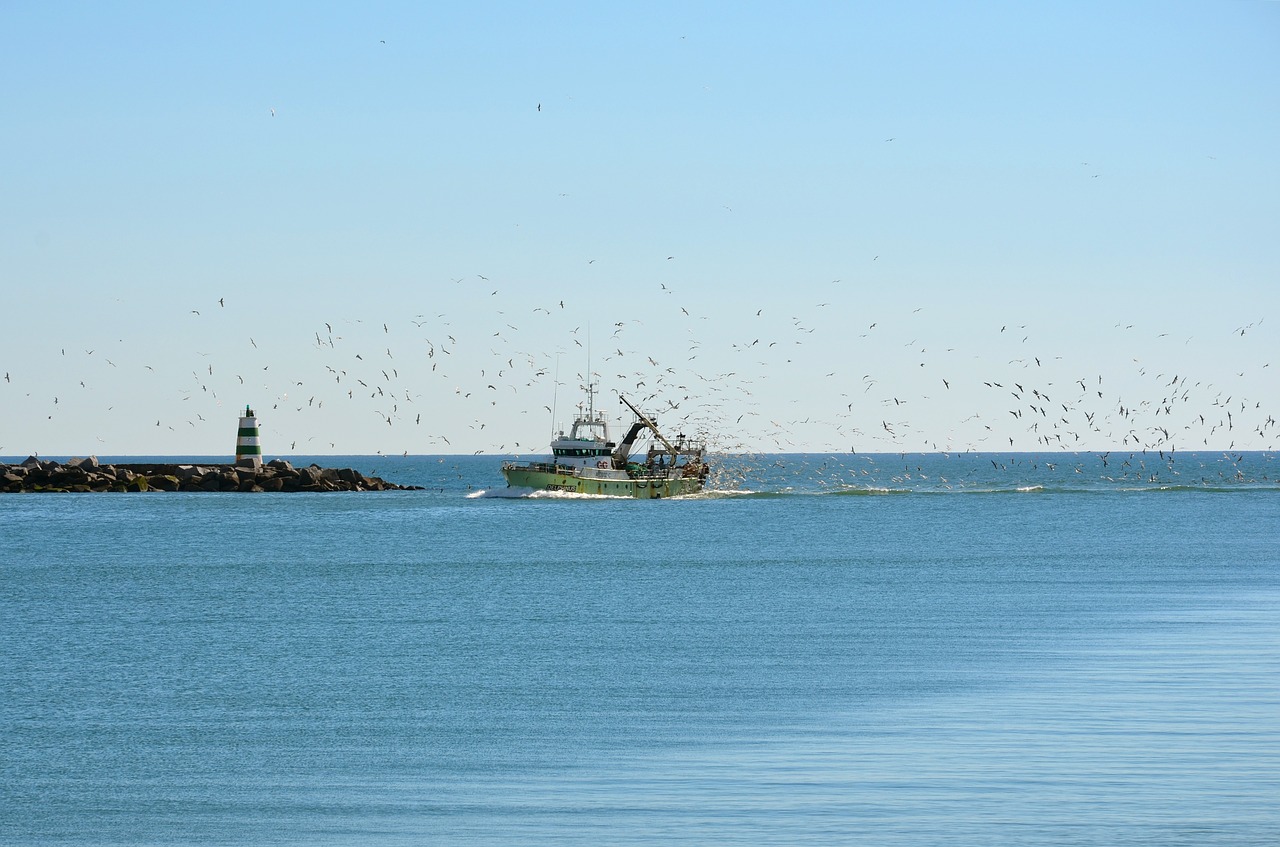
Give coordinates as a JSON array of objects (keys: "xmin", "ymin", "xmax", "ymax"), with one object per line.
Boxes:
[{"xmin": 2, "ymin": 451, "xmax": 1278, "ymax": 846}]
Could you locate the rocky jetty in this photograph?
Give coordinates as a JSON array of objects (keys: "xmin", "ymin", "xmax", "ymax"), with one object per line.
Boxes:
[{"xmin": 1, "ymin": 457, "xmax": 423, "ymax": 493}]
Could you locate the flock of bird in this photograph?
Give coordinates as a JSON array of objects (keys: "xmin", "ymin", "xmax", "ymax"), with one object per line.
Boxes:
[{"xmin": 3, "ymin": 276, "xmax": 1276, "ymax": 468}]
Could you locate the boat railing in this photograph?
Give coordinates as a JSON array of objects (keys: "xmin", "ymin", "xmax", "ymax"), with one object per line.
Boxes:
[
  {"xmin": 626, "ymin": 460, "xmax": 705, "ymax": 479},
  {"xmin": 503, "ymin": 461, "xmax": 561, "ymax": 473},
  {"xmin": 505, "ymin": 459, "xmax": 706, "ymax": 479}
]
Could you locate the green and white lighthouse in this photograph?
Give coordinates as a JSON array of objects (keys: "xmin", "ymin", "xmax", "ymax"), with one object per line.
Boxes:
[{"xmin": 235, "ymin": 405, "xmax": 263, "ymax": 468}]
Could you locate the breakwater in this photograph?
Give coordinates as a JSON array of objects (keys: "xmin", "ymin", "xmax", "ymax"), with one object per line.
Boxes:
[{"xmin": 1, "ymin": 457, "xmax": 422, "ymax": 493}]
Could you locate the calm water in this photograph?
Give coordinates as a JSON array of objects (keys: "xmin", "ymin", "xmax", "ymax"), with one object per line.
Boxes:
[{"xmin": 2, "ymin": 453, "xmax": 1278, "ymax": 845}]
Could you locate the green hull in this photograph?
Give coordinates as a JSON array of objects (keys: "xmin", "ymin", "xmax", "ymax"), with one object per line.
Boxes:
[{"xmin": 501, "ymin": 466, "xmax": 702, "ymax": 499}]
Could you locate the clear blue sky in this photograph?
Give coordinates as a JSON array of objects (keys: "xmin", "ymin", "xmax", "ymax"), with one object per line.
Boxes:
[{"xmin": 3, "ymin": 1, "xmax": 1278, "ymax": 456}]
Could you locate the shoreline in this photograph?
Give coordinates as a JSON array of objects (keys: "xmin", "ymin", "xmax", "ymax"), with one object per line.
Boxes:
[{"xmin": 1, "ymin": 456, "xmax": 423, "ymax": 493}]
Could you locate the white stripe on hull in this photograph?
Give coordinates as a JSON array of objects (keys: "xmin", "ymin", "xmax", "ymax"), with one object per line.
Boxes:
[{"xmin": 502, "ymin": 467, "xmax": 701, "ymax": 498}]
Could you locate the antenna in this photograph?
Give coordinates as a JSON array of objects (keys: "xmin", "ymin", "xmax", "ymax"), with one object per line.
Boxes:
[{"xmin": 551, "ymin": 355, "xmax": 560, "ymax": 439}]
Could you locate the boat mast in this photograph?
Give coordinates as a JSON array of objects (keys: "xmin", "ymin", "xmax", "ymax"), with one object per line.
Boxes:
[{"xmin": 550, "ymin": 356, "xmax": 560, "ymax": 439}]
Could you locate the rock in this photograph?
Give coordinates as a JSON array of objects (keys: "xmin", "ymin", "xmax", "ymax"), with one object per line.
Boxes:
[
  {"xmin": 52, "ymin": 467, "xmax": 88, "ymax": 486},
  {"xmin": 148, "ymin": 475, "xmax": 180, "ymax": 491}
]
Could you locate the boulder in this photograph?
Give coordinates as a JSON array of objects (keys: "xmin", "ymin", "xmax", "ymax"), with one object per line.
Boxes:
[
  {"xmin": 148, "ymin": 475, "xmax": 180, "ymax": 491},
  {"xmin": 52, "ymin": 467, "xmax": 89, "ymax": 486}
]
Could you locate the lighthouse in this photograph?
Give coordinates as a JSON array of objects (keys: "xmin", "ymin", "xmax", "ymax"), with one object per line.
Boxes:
[{"xmin": 235, "ymin": 406, "xmax": 263, "ymax": 468}]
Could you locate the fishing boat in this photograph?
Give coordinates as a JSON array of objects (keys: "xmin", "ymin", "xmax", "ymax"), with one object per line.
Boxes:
[{"xmin": 501, "ymin": 383, "xmax": 709, "ymax": 498}]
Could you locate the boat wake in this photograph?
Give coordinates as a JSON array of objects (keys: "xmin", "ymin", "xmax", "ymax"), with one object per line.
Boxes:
[
  {"xmin": 468, "ymin": 488, "xmax": 522, "ymax": 499},
  {"xmin": 470, "ymin": 487, "xmax": 630, "ymax": 500},
  {"xmin": 467, "ymin": 481, "xmax": 1274, "ymax": 500}
]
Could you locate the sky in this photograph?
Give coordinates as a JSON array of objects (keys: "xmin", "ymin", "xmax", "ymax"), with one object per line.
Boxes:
[{"xmin": 3, "ymin": 1, "xmax": 1278, "ymax": 457}]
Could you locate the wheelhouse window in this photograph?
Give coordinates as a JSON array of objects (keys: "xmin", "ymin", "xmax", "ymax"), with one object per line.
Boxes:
[{"xmin": 554, "ymin": 447, "xmax": 612, "ymax": 458}]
